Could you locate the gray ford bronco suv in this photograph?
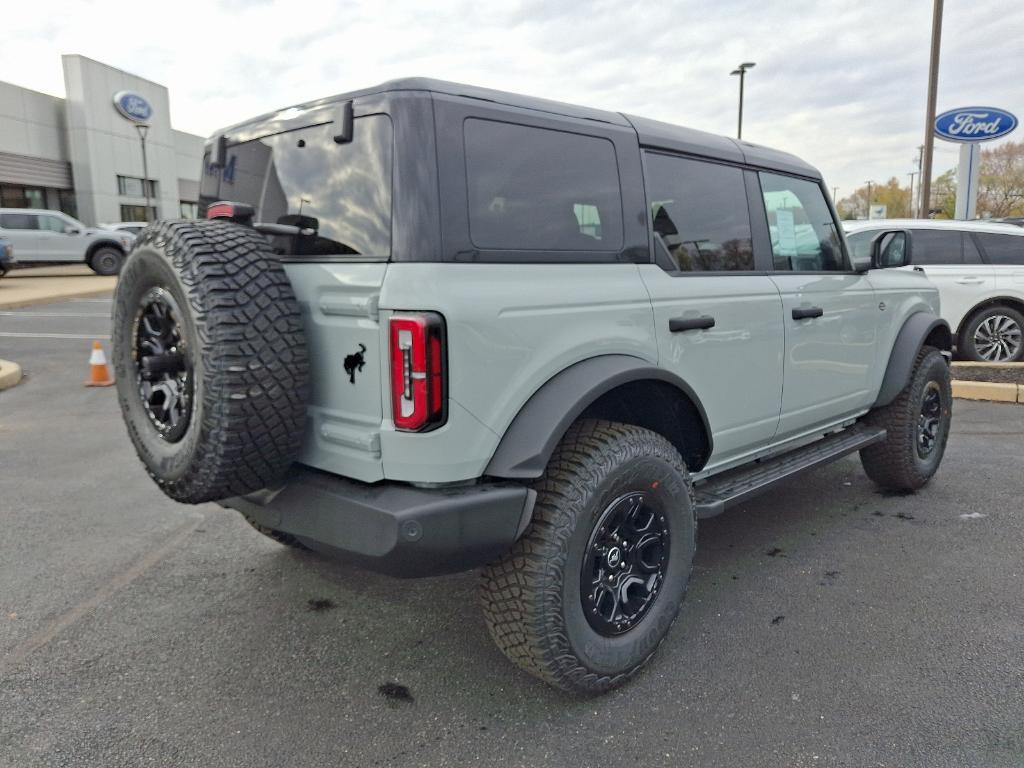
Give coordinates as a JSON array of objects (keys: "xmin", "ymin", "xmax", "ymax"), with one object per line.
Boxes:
[{"xmin": 112, "ymin": 79, "xmax": 953, "ymax": 694}]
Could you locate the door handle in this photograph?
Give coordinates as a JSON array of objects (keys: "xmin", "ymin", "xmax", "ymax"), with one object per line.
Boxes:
[
  {"xmin": 792, "ymin": 306, "xmax": 824, "ymax": 320},
  {"xmin": 669, "ymin": 315, "xmax": 715, "ymax": 332},
  {"xmin": 954, "ymin": 278, "xmax": 985, "ymax": 285}
]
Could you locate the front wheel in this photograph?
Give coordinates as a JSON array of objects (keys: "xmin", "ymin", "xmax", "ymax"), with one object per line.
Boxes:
[
  {"xmin": 860, "ymin": 346, "xmax": 952, "ymax": 491},
  {"xmin": 959, "ymin": 305, "xmax": 1024, "ymax": 362},
  {"xmin": 480, "ymin": 420, "xmax": 696, "ymax": 694},
  {"xmin": 89, "ymin": 247, "xmax": 124, "ymax": 276}
]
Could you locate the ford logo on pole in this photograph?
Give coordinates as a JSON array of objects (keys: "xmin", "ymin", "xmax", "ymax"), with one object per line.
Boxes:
[
  {"xmin": 113, "ymin": 90, "xmax": 153, "ymax": 123},
  {"xmin": 934, "ymin": 106, "xmax": 1017, "ymax": 143}
]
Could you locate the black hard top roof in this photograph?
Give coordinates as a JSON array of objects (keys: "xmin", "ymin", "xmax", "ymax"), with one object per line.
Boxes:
[{"xmin": 217, "ymin": 77, "xmax": 821, "ymax": 180}]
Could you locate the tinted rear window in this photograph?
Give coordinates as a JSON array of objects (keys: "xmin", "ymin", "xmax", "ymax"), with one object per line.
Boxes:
[
  {"xmin": 644, "ymin": 153, "xmax": 754, "ymax": 272},
  {"xmin": 464, "ymin": 119, "xmax": 623, "ymax": 252},
  {"xmin": 0, "ymin": 213, "xmax": 38, "ymax": 230},
  {"xmin": 909, "ymin": 230, "xmax": 964, "ymax": 264},
  {"xmin": 200, "ymin": 114, "xmax": 392, "ymax": 258},
  {"xmin": 976, "ymin": 232, "xmax": 1024, "ymax": 265}
]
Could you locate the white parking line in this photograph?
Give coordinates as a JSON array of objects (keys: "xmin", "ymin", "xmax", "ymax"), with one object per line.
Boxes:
[
  {"xmin": 0, "ymin": 331, "xmax": 110, "ymax": 340},
  {"xmin": 0, "ymin": 311, "xmax": 111, "ymax": 317}
]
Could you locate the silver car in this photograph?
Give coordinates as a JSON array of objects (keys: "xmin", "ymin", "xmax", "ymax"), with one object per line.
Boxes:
[{"xmin": 0, "ymin": 208, "xmax": 134, "ymax": 275}]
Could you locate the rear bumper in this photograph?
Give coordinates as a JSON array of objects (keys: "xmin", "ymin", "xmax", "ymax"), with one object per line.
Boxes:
[{"xmin": 219, "ymin": 466, "xmax": 535, "ymax": 577}]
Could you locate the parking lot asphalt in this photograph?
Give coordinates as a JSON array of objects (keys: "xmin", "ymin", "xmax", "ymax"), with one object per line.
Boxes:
[{"xmin": 2, "ymin": 297, "xmax": 1024, "ymax": 768}]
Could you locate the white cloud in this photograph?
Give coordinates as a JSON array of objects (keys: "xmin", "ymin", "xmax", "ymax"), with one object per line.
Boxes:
[{"xmin": 2, "ymin": 0, "xmax": 1022, "ymax": 195}]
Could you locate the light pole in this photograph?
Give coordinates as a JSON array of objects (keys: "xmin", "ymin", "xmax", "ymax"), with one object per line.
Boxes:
[
  {"xmin": 907, "ymin": 171, "xmax": 918, "ymax": 218},
  {"xmin": 730, "ymin": 62, "xmax": 756, "ymax": 140},
  {"xmin": 919, "ymin": 0, "xmax": 944, "ymax": 220},
  {"xmin": 134, "ymin": 123, "xmax": 151, "ymax": 221},
  {"xmin": 864, "ymin": 180, "xmax": 874, "ymax": 219}
]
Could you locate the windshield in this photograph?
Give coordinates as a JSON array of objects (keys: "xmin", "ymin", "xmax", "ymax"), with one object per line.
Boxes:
[{"xmin": 199, "ymin": 113, "xmax": 393, "ymax": 258}]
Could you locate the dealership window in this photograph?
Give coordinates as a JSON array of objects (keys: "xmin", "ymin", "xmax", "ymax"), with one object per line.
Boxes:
[
  {"xmin": 0, "ymin": 183, "xmax": 76, "ymax": 216},
  {"xmin": 120, "ymin": 204, "xmax": 157, "ymax": 222},
  {"xmin": 117, "ymin": 176, "xmax": 158, "ymax": 198},
  {"xmin": 179, "ymin": 201, "xmax": 198, "ymax": 219}
]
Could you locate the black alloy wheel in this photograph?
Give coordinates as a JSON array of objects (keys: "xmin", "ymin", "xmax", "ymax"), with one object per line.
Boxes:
[
  {"xmin": 581, "ymin": 491, "xmax": 671, "ymax": 636},
  {"xmin": 917, "ymin": 381, "xmax": 943, "ymax": 459},
  {"xmin": 133, "ymin": 287, "xmax": 192, "ymax": 442}
]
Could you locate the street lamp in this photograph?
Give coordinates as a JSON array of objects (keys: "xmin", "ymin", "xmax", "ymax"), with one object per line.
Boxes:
[
  {"xmin": 134, "ymin": 123, "xmax": 151, "ymax": 222},
  {"xmin": 729, "ymin": 62, "xmax": 756, "ymax": 140},
  {"xmin": 864, "ymin": 180, "xmax": 874, "ymax": 219}
]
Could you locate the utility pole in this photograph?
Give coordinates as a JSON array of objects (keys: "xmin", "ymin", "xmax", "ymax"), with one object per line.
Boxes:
[
  {"xmin": 920, "ymin": 0, "xmax": 944, "ymax": 219},
  {"xmin": 907, "ymin": 171, "xmax": 918, "ymax": 218},
  {"xmin": 915, "ymin": 145, "xmax": 925, "ymax": 217},
  {"xmin": 864, "ymin": 180, "xmax": 874, "ymax": 219},
  {"xmin": 730, "ymin": 62, "xmax": 756, "ymax": 140},
  {"xmin": 135, "ymin": 123, "xmax": 151, "ymax": 221},
  {"xmin": 832, "ymin": 186, "xmax": 839, "ymax": 201}
]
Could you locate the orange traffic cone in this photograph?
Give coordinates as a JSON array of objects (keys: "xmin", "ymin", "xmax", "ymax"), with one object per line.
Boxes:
[{"xmin": 85, "ymin": 341, "xmax": 115, "ymax": 387}]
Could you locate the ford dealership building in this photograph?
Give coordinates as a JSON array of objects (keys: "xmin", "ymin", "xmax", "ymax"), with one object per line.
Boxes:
[{"xmin": 0, "ymin": 54, "xmax": 204, "ymax": 226}]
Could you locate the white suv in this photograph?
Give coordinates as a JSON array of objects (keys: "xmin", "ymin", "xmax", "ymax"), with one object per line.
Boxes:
[
  {"xmin": 0, "ymin": 209, "xmax": 135, "ymax": 275},
  {"xmin": 845, "ymin": 220, "xmax": 1024, "ymax": 362}
]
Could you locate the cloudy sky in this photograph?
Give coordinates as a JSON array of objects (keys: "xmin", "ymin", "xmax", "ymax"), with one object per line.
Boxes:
[{"xmin": 3, "ymin": 0, "xmax": 1022, "ymax": 198}]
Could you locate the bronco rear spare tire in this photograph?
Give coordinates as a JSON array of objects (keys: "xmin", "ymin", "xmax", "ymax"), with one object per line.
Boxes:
[{"xmin": 112, "ymin": 220, "xmax": 309, "ymax": 504}]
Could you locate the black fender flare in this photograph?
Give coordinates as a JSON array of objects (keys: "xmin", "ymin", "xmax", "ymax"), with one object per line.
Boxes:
[
  {"xmin": 484, "ymin": 354, "xmax": 712, "ymax": 479},
  {"xmin": 874, "ymin": 312, "xmax": 952, "ymax": 407}
]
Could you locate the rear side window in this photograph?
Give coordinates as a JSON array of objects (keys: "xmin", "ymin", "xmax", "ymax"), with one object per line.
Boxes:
[
  {"xmin": 0, "ymin": 213, "xmax": 38, "ymax": 230},
  {"xmin": 909, "ymin": 230, "xmax": 965, "ymax": 265},
  {"xmin": 975, "ymin": 232, "xmax": 1024, "ymax": 265},
  {"xmin": 644, "ymin": 153, "xmax": 753, "ymax": 272},
  {"xmin": 760, "ymin": 173, "xmax": 845, "ymax": 271},
  {"xmin": 200, "ymin": 114, "xmax": 393, "ymax": 258},
  {"xmin": 464, "ymin": 119, "xmax": 623, "ymax": 252}
]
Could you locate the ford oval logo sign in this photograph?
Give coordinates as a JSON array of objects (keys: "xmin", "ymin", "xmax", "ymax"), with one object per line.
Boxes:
[
  {"xmin": 113, "ymin": 90, "xmax": 153, "ymax": 123},
  {"xmin": 934, "ymin": 106, "xmax": 1017, "ymax": 142}
]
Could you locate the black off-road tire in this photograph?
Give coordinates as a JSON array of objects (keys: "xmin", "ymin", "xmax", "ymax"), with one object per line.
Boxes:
[
  {"xmin": 112, "ymin": 220, "xmax": 309, "ymax": 504},
  {"xmin": 241, "ymin": 514, "xmax": 310, "ymax": 551},
  {"xmin": 89, "ymin": 246, "xmax": 124, "ymax": 276},
  {"xmin": 860, "ymin": 346, "xmax": 952, "ymax": 491},
  {"xmin": 958, "ymin": 305, "xmax": 1024, "ymax": 362},
  {"xmin": 480, "ymin": 419, "xmax": 696, "ymax": 695}
]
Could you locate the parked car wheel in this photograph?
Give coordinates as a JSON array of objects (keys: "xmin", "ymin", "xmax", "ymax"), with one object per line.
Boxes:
[
  {"xmin": 959, "ymin": 305, "xmax": 1024, "ymax": 362},
  {"xmin": 111, "ymin": 220, "xmax": 309, "ymax": 504},
  {"xmin": 860, "ymin": 346, "xmax": 952, "ymax": 492},
  {"xmin": 480, "ymin": 419, "xmax": 696, "ymax": 694},
  {"xmin": 89, "ymin": 247, "xmax": 125, "ymax": 276}
]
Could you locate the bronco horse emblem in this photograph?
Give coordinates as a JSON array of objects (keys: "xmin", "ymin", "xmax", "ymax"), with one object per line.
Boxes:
[{"xmin": 344, "ymin": 344, "xmax": 366, "ymax": 384}]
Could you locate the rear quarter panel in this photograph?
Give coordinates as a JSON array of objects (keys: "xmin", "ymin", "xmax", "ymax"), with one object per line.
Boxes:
[{"xmin": 378, "ymin": 262, "xmax": 658, "ymax": 482}]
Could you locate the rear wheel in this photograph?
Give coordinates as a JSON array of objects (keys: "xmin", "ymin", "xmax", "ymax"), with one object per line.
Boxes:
[
  {"xmin": 959, "ymin": 305, "xmax": 1024, "ymax": 362},
  {"xmin": 480, "ymin": 420, "xmax": 696, "ymax": 694},
  {"xmin": 860, "ymin": 346, "xmax": 952, "ymax": 491},
  {"xmin": 89, "ymin": 247, "xmax": 124, "ymax": 276}
]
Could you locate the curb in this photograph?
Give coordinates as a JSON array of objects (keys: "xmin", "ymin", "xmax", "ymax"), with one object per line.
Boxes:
[
  {"xmin": 952, "ymin": 380, "xmax": 1022, "ymax": 404},
  {"xmin": 0, "ymin": 359, "xmax": 23, "ymax": 391}
]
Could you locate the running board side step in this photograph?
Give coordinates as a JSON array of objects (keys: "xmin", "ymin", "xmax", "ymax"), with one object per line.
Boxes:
[{"xmin": 693, "ymin": 425, "xmax": 886, "ymax": 519}]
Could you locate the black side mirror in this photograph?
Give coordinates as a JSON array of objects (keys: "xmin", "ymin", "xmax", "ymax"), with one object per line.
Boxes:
[{"xmin": 869, "ymin": 230, "xmax": 909, "ymax": 269}]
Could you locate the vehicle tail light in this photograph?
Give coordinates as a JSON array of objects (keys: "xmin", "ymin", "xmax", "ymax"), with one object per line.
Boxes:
[{"xmin": 390, "ymin": 313, "xmax": 446, "ymax": 432}]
